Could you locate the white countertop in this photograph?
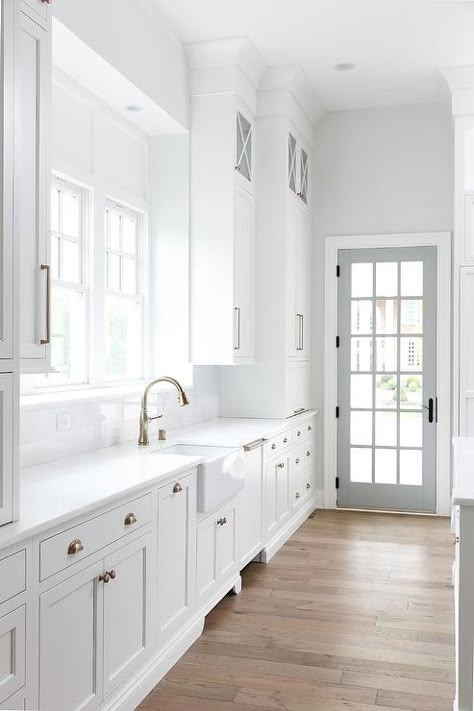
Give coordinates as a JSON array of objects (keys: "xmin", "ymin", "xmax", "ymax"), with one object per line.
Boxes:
[
  {"xmin": 0, "ymin": 411, "xmax": 317, "ymax": 550},
  {"xmin": 453, "ymin": 437, "xmax": 474, "ymax": 506}
]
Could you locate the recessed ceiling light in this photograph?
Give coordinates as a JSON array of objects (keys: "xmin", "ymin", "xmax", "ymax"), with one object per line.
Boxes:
[
  {"xmin": 126, "ymin": 105, "xmax": 143, "ymax": 112},
  {"xmin": 334, "ymin": 62, "xmax": 356, "ymax": 72}
]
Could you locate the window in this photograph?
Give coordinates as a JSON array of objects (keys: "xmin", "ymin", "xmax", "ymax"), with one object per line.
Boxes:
[
  {"xmin": 104, "ymin": 201, "xmax": 144, "ymax": 381},
  {"xmin": 46, "ymin": 177, "xmax": 88, "ymax": 386}
]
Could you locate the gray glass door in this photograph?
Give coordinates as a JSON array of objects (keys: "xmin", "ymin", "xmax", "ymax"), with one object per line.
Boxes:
[{"xmin": 337, "ymin": 247, "xmax": 437, "ymax": 512}]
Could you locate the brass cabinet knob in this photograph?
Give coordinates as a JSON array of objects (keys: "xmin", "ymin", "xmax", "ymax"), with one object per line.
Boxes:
[
  {"xmin": 99, "ymin": 572, "xmax": 110, "ymax": 584},
  {"xmin": 124, "ymin": 513, "xmax": 137, "ymax": 526},
  {"xmin": 271, "ymin": 443, "xmax": 276, "ymax": 450},
  {"xmin": 173, "ymin": 482, "xmax": 183, "ymax": 494},
  {"xmin": 109, "ymin": 570, "xmax": 116, "ymax": 580},
  {"xmin": 306, "ymin": 450, "xmax": 311, "ymax": 457},
  {"xmin": 67, "ymin": 539, "xmax": 84, "ymax": 556},
  {"xmin": 308, "ymin": 425, "xmax": 312, "ymax": 432},
  {"xmin": 295, "ymin": 458, "xmax": 300, "ymax": 464},
  {"xmin": 297, "ymin": 431, "xmax": 301, "ymax": 437},
  {"xmin": 277, "ymin": 462, "xmax": 285, "ymax": 469},
  {"xmin": 217, "ymin": 517, "xmax": 228, "ymax": 526},
  {"xmin": 454, "ymin": 535, "xmax": 460, "ymax": 545},
  {"xmin": 283, "ymin": 437, "xmax": 288, "ymax": 443},
  {"xmin": 306, "ymin": 482, "xmax": 311, "ymax": 489},
  {"xmin": 295, "ymin": 492, "xmax": 300, "ymax": 499}
]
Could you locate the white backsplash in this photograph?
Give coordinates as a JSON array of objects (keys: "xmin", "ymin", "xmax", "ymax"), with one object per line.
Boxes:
[{"xmin": 20, "ymin": 367, "xmax": 220, "ymax": 469}]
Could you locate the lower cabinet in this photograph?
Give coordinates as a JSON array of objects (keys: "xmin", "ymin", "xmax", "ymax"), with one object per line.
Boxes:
[
  {"xmin": 239, "ymin": 447, "xmax": 264, "ymax": 568},
  {"xmin": 264, "ymin": 455, "xmax": 291, "ymax": 540},
  {"xmin": 0, "ymin": 606, "xmax": 26, "ymax": 705},
  {"xmin": 197, "ymin": 500, "xmax": 239, "ymax": 612},
  {"xmin": 39, "ymin": 532, "xmax": 153, "ymax": 711},
  {"xmin": 0, "ymin": 690, "xmax": 26, "ymax": 710},
  {"xmin": 157, "ymin": 474, "xmax": 196, "ymax": 650}
]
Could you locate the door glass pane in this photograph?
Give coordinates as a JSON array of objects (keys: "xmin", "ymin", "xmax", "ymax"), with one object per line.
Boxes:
[
  {"xmin": 400, "ymin": 300, "xmax": 423, "ymax": 334},
  {"xmin": 400, "ymin": 449, "xmax": 422, "ymax": 486},
  {"xmin": 400, "ymin": 375, "xmax": 423, "ymax": 409},
  {"xmin": 351, "ymin": 338, "xmax": 372, "ymax": 371},
  {"xmin": 121, "ymin": 257, "xmax": 136, "ymax": 294},
  {"xmin": 350, "ymin": 448, "xmax": 372, "ymax": 483},
  {"xmin": 351, "ymin": 411, "xmax": 372, "ymax": 446},
  {"xmin": 300, "ymin": 149, "xmax": 308, "ymax": 204},
  {"xmin": 351, "ymin": 374, "xmax": 372, "ymax": 409},
  {"xmin": 400, "ymin": 337, "xmax": 423, "ymax": 371},
  {"xmin": 376, "ymin": 337, "xmax": 397, "ymax": 371},
  {"xmin": 61, "ymin": 239, "xmax": 79, "ymax": 283},
  {"xmin": 376, "ymin": 262, "xmax": 398, "ymax": 297},
  {"xmin": 104, "ymin": 295, "xmax": 141, "ymax": 379},
  {"xmin": 62, "ymin": 192, "xmax": 79, "ymax": 237},
  {"xmin": 376, "ymin": 374, "xmax": 397, "ymax": 409},
  {"xmin": 401, "ymin": 261, "xmax": 423, "ymax": 296},
  {"xmin": 375, "ymin": 411, "xmax": 397, "ymax": 446},
  {"xmin": 352, "ymin": 301, "xmax": 373, "ymax": 334},
  {"xmin": 376, "ymin": 300, "xmax": 397, "ymax": 334},
  {"xmin": 375, "ymin": 449, "xmax": 397, "ymax": 484},
  {"xmin": 400, "ymin": 412, "xmax": 423, "ymax": 448},
  {"xmin": 51, "ymin": 288, "xmax": 86, "ymax": 381},
  {"xmin": 352, "ymin": 263, "xmax": 373, "ymax": 297}
]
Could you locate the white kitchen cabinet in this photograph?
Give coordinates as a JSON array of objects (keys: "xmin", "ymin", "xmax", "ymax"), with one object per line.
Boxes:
[
  {"xmin": 190, "ymin": 93, "xmax": 256, "ymax": 365},
  {"xmin": 0, "ymin": 689, "xmax": 26, "ymax": 710},
  {"xmin": 0, "ymin": 606, "xmax": 26, "ymax": 706},
  {"xmin": 459, "ymin": 267, "xmax": 474, "ymax": 435},
  {"xmin": 21, "ymin": 0, "xmax": 49, "ymax": 28},
  {"xmin": 39, "ymin": 532, "xmax": 154, "ymax": 711},
  {"xmin": 17, "ymin": 10, "xmax": 51, "ymax": 372},
  {"xmin": 264, "ymin": 455, "xmax": 291, "ymax": 541},
  {"xmin": 197, "ymin": 499, "xmax": 239, "ymax": 613},
  {"xmin": 287, "ymin": 202, "xmax": 310, "ymax": 360},
  {"xmin": 0, "ymin": 374, "xmax": 14, "ymax": 527},
  {"xmin": 157, "ymin": 474, "xmax": 196, "ymax": 650},
  {"xmin": 239, "ymin": 445, "xmax": 264, "ymax": 568}
]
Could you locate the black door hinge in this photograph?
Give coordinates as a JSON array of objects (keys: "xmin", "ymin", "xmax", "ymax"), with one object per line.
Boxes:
[
  {"xmin": 335, "ymin": 476, "xmax": 340, "ymax": 489},
  {"xmin": 336, "ymin": 336, "xmax": 340, "ymax": 348},
  {"xmin": 336, "ymin": 265, "xmax": 341, "ymax": 277},
  {"xmin": 336, "ymin": 406, "xmax": 340, "ymax": 418}
]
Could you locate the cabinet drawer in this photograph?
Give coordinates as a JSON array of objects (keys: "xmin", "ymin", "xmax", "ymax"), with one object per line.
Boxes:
[
  {"xmin": 0, "ymin": 606, "xmax": 25, "ymax": 705},
  {"xmin": 264, "ymin": 431, "xmax": 292, "ymax": 459},
  {"xmin": 292, "ymin": 470, "xmax": 314, "ymax": 510},
  {"xmin": 292, "ymin": 420, "xmax": 315, "ymax": 443},
  {"xmin": 0, "ymin": 551, "xmax": 26, "ymax": 606},
  {"xmin": 40, "ymin": 494, "xmax": 152, "ymax": 581},
  {"xmin": 292, "ymin": 441, "xmax": 315, "ymax": 472}
]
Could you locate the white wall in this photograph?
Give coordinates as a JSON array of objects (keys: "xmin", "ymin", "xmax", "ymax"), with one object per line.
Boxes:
[
  {"xmin": 52, "ymin": 0, "xmax": 189, "ymax": 130},
  {"xmin": 312, "ymin": 103, "xmax": 454, "ymax": 489}
]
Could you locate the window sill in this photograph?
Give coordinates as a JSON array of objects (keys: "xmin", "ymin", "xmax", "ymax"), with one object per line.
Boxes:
[{"xmin": 20, "ymin": 380, "xmax": 195, "ymax": 410}]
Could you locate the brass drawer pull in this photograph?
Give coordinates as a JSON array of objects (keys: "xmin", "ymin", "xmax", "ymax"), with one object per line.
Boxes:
[
  {"xmin": 277, "ymin": 462, "xmax": 285, "ymax": 469},
  {"xmin": 295, "ymin": 458, "xmax": 300, "ymax": 464},
  {"xmin": 306, "ymin": 450, "xmax": 311, "ymax": 457},
  {"xmin": 295, "ymin": 492, "xmax": 300, "ymax": 499},
  {"xmin": 99, "ymin": 572, "xmax": 110, "ymax": 584},
  {"xmin": 217, "ymin": 517, "xmax": 228, "ymax": 526},
  {"xmin": 271, "ymin": 443, "xmax": 277, "ymax": 450},
  {"xmin": 109, "ymin": 570, "xmax": 116, "ymax": 580},
  {"xmin": 124, "ymin": 512, "xmax": 137, "ymax": 526},
  {"xmin": 173, "ymin": 482, "xmax": 183, "ymax": 494},
  {"xmin": 297, "ymin": 431, "xmax": 301, "ymax": 437},
  {"xmin": 283, "ymin": 437, "xmax": 288, "ymax": 443},
  {"xmin": 308, "ymin": 425, "xmax": 312, "ymax": 432},
  {"xmin": 306, "ymin": 482, "xmax": 311, "ymax": 490},
  {"xmin": 67, "ymin": 539, "xmax": 84, "ymax": 556}
]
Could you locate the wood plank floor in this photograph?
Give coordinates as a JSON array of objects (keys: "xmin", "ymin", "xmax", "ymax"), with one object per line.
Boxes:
[{"xmin": 138, "ymin": 510, "xmax": 455, "ymax": 711}]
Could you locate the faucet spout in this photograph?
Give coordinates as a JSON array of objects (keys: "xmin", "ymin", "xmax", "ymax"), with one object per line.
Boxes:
[{"xmin": 138, "ymin": 376, "xmax": 190, "ymax": 446}]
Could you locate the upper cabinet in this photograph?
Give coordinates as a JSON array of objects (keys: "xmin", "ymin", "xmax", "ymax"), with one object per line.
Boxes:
[
  {"xmin": 190, "ymin": 94, "xmax": 256, "ymax": 365},
  {"xmin": 17, "ymin": 6, "xmax": 51, "ymax": 372},
  {"xmin": 288, "ymin": 132, "xmax": 310, "ymax": 208}
]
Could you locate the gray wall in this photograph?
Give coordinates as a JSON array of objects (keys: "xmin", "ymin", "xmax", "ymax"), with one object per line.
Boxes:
[{"xmin": 311, "ymin": 103, "xmax": 454, "ymax": 492}]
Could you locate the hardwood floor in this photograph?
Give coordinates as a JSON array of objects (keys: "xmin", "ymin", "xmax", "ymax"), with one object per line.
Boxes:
[{"xmin": 138, "ymin": 510, "xmax": 455, "ymax": 711}]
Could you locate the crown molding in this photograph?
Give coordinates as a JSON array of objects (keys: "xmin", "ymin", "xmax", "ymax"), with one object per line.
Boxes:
[{"xmin": 439, "ymin": 65, "xmax": 474, "ymax": 116}]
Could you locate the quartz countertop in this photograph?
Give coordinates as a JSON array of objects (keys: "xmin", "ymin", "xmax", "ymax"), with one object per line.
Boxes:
[
  {"xmin": 453, "ymin": 437, "xmax": 474, "ymax": 506},
  {"xmin": 0, "ymin": 411, "xmax": 318, "ymax": 550}
]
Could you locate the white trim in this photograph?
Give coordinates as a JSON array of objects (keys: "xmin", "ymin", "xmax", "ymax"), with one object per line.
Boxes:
[{"xmin": 324, "ymin": 232, "xmax": 452, "ymax": 515}]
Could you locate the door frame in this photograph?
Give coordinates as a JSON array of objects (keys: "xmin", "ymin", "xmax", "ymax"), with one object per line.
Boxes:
[{"xmin": 324, "ymin": 232, "xmax": 451, "ymax": 515}]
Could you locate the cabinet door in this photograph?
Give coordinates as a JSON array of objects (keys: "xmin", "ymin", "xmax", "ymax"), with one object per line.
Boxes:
[
  {"xmin": 460, "ymin": 267, "xmax": 474, "ymax": 435},
  {"xmin": 298, "ymin": 147, "xmax": 309, "ymax": 206},
  {"xmin": 103, "ymin": 533, "xmax": 154, "ymax": 697},
  {"xmin": 287, "ymin": 203, "xmax": 310, "ymax": 359},
  {"xmin": 0, "ymin": 0, "xmax": 14, "ymax": 360},
  {"xmin": 39, "ymin": 562, "xmax": 103, "ymax": 711},
  {"xmin": 0, "ymin": 607, "xmax": 25, "ymax": 705},
  {"xmin": 239, "ymin": 448, "xmax": 263, "ymax": 568},
  {"xmin": 196, "ymin": 515, "xmax": 218, "ymax": 610},
  {"xmin": 233, "ymin": 185, "xmax": 255, "ymax": 360},
  {"xmin": 216, "ymin": 501, "xmax": 238, "ymax": 582},
  {"xmin": 0, "ymin": 374, "xmax": 13, "ymax": 527},
  {"xmin": 235, "ymin": 111, "xmax": 253, "ymax": 185},
  {"xmin": 0, "ymin": 689, "xmax": 26, "ymax": 710},
  {"xmin": 264, "ymin": 457, "xmax": 290, "ymax": 540},
  {"xmin": 157, "ymin": 475, "xmax": 196, "ymax": 649},
  {"xmin": 18, "ymin": 12, "xmax": 51, "ymax": 370},
  {"xmin": 21, "ymin": 0, "xmax": 49, "ymax": 29},
  {"xmin": 286, "ymin": 362, "xmax": 310, "ymax": 418}
]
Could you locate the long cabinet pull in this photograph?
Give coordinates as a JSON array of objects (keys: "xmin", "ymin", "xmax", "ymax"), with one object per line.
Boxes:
[
  {"xmin": 296, "ymin": 313, "xmax": 304, "ymax": 351},
  {"xmin": 40, "ymin": 264, "xmax": 51, "ymax": 345},
  {"xmin": 234, "ymin": 307, "xmax": 241, "ymax": 350}
]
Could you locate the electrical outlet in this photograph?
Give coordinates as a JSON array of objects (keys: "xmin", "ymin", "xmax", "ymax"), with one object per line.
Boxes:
[{"xmin": 56, "ymin": 412, "xmax": 71, "ymax": 432}]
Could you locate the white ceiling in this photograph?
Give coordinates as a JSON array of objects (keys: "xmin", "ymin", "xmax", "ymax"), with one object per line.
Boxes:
[{"xmin": 151, "ymin": 0, "xmax": 474, "ymax": 111}]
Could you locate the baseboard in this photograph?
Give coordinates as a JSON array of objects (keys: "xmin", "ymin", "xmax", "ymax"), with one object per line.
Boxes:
[
  {"xmin": 261, "ymin": 497, "xmax": 317, "ymax": 563},
  {"xmin": 103, "ymin": 616, "xmax": 205, "ymax": 711},
  {"xmin": 198, "ymin": 573, "xmax": 242, "ymax": 619},
  {"xmin": 315, "ymin": 488, "xmax": 325, "ymax": 508}
]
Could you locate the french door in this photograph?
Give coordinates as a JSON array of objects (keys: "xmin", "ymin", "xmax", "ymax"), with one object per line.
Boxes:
[{"xmin": 337, "ymin": 247, "xmax": 437, "ymax": 512}]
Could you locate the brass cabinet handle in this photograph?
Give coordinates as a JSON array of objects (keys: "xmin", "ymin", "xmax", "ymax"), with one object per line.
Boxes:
[
  {"xmin": 109, "ymin": 570, "xmax": 116, "ymax": 580},
  {"xmin": 99, "ymin": 572, "xmax": 110, "ymax": 584},
  {"xmin": 308, "ymin": 425, "xmax": 312, "ymax": 432},
  {"xmin": 454, "ymin": 535, "xmax": 460, "ymax": 545},
  {"xmin": 297, "ymin": 431, "xmax": 301, "ymax": 437},
  {"xmin": 283, "ymin": 437, "xmax": 288, "ymax": 443},
  {"xmin": 271, "ymin": 443, "xmax": 276, "ymax": 450},
  {"xmin": 40, "ymin": 264, "xmax": 51, "ymax": 345},
  {"xmin": 306, "ymin": 450, "xmax": 311, "ymax": 457},
  {"xmin": 306, "ymin": 482, "xmax": 311, "ymax": 489},
  {"xmin": 295, "ymin": 492, "xmax": 300, "ymax": 499},
  {"xmin": 277, "ymin": 462, "xmax": 285, "ymax": 469},
  {"xmin": 173, "ymin": 482, "xmax": 183, "ymax": 494},
  {"xmin": 124, "ymin": 512, "xmax": 137, "ymax": 526},
  {"xmin": 67, "ymin": 539, "xmax": 84, "ymax": 556},
  {"xmin": 234, "ymin": 306, "xmax": 241, "ymax": 350},
  {"xmin": 295, "ymin": 458, "xmax": 300, "ymax": 464},
  {"xmin": 217, "ymin": 517, "xmax": 228, "ymax": 526}
]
